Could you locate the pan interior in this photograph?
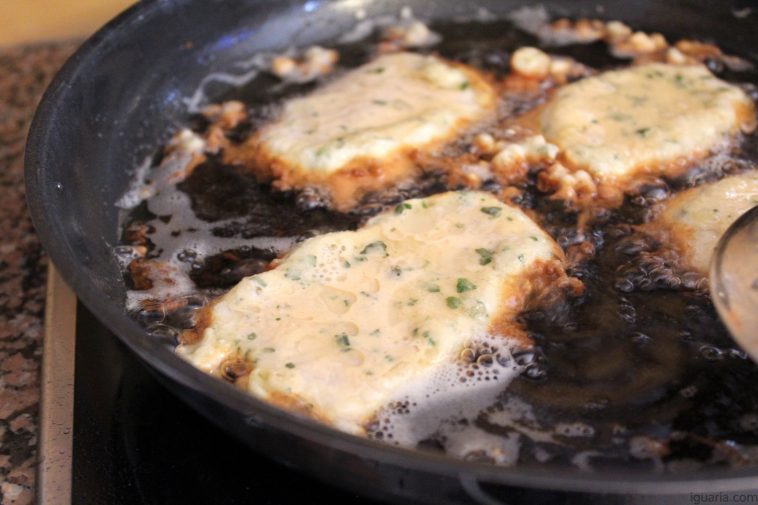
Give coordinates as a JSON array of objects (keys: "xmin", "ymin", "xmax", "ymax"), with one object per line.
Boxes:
[{"xmin": 25, "ymin": 0, "xmax": 758, "ymax": 490}]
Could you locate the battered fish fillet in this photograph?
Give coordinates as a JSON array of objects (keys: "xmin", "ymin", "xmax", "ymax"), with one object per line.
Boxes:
[
  {"xmin": 654, "ymin": 170, "xmax": 758, "ymax": 274},
  {"xmin": 243, "ymin": 52, "xmax": 497, "ymax": 210},
  {"xmin": 539, "ymin": 63, "xmax": 755, "ymax": 201},
  {"xmin": 178, "ymin": 191, "xmax": 569, "ymax": 433}
]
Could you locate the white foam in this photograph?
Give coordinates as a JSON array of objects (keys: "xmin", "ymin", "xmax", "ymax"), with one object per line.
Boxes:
[
  {"xmin": 116, "ymin": 156, "xmax": 154, "ymax": 209},
  {"xmin": 373, "ymin": 333, "xmax": 526, "ymax": 463},
  {"xmin": 507, "ymin": 6, "xmax": 599, "ymax": 47}
]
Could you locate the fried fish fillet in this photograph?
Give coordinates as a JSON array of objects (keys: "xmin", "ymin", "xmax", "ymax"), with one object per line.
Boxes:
[
  {"xmin": 178, "ymin": 191, "xmax": 569, "ymax": 433},
  {"xmin": 241, "ymin": 52, "xmax": 497, "ymax": 210}
]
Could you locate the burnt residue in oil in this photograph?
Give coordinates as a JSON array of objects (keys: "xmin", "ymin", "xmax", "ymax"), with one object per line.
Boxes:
[{"xmin": 117, "ymin": 15, "xmax": 758, "ymax": 471}]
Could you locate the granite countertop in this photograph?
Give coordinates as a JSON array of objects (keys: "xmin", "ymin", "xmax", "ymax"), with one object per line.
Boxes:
[{"xmin": 0, "ymin": 42, "xmax": 78, "ymax": 505}]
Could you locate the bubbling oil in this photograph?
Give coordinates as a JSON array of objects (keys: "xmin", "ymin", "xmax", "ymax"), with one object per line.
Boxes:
[{"xmin": 115, "ymin": 13, "xmax": 758, "ymax": 472}]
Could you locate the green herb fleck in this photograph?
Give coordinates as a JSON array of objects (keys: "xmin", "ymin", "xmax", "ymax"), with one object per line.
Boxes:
[
  {"xmin": 459, "ymin": 81, "xmax": 470, "ymax": 90},
  {"xmin": 456, "ymin": 278, "xmax": 477, "ymax": 293},
  {"xmin": 394, "ymin": 202, "xmax": 412, "ymax": 214},
  {"xmin": 284, "ymin": 269, "xmax": 301, "ymax": 281},
  {"xmin": 530, "ymin": 236, "xmax": 539, "ymax": 242},
  {"xmin": 372, "ymin": 99, "xmax": 388, "ymax": 106},
  {"xmin": 475, "ymin": 248, "xmax": 493, "ymax": 265},
  {"xmin": 480, "ymin": 206, "xmax": 502, "ymax": 217},
  {"xmin": 246, "ymin": 332, "xmax": 257, "ymax": 340},
  {"xmin": 517, "ymin": 253, "xmax": 525, "ymax": 263},
  {"xmin": 426, "ymin": 284, "xmax": 441, "ymax": 293},
  {"xmin": 635, "ymin": 127, "xmax": 651, "ymax": 138},
  {"xmin": 446, "ymin": 296, "xmax": 462, "ymax": 309},
  {"xmin": 368, "ymin": 67, "xmax": 385, "ymax": 74},
  {"xmin": 252, "ymin": 277, "xmax": 267, "ymax": 287},
  {"xmin": 285, "ymin": 362, "xmax": 295, "ymax": 369},
  {"xmin": 424, "ymin": 331, "xmax": 436, "ymax": 346},
  {"xmin": 343, "ymin": 260, "xmax": 351, "ymax": 268},
  {"xmin": 315, "ymin": 145, "xmax": 329, "ymax": 157},
  {"xmin": 370, "ymin": 329, "xmax": 381, "ymax": 336},
  {"xmin": 263, "ymin": 347, "xmax": 275, "ymax": 353}
]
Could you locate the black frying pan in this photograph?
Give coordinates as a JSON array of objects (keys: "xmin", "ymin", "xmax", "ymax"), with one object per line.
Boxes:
[{"xmin": 25, "ymin": 1, "xmax": 758, "ymax": 503}]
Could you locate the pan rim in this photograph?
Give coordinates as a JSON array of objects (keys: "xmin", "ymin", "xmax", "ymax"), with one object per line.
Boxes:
[{"xmin": 23, "ymin": 0, "xmax": 758, "ymax": 496}]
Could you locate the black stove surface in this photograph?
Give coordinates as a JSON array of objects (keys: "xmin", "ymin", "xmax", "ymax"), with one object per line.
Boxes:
[{"xmin": 72, "ymin": 303, "xmax": 380, "ymax": 505}]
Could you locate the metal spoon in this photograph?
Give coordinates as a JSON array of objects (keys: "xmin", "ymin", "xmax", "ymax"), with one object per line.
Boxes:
[{"xmin": 710, "ymin": 205, "xmax": 758, "ymax": 361}]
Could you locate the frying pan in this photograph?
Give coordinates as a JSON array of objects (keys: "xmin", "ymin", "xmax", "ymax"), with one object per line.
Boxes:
[{"xmin": 25, "ymin": 0, "xmax": 758, "ymax": 503}]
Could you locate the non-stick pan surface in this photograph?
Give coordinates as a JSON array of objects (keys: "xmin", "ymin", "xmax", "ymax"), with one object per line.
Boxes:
[{"xmin": 25, "ymin": 1, "xmax": 758, "ymax": 503}]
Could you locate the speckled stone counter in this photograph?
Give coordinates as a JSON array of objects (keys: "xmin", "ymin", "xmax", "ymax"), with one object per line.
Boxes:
[{"xmin": 0, "ymin": 42, "xmax": 78, "ymax": 505}]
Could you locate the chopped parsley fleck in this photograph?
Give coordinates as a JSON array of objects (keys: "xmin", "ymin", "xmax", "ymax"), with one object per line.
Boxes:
[
  {"xmin": 480, "ymin": 206, "xmax": 502, "ymax": 217},
  {"xmin": 335, "ymin": 333, "xmax": 351, "ymax": 351},
  {"xmin": 394, "ymin": 202, "xmax": 412, "ymax": 214},
  {"xmin": 517, "ymin": 253, "xmax": 525, "ymax": 263},
  {"xmin": 368, "ymin": 67, "xmax": 385, "ymax": 74},
  {"xmin": 262, "ymin": 347, "xmax": 276, "ymax": 353},
  {"xmin": 252, "ymin": 277, "xmax": 267, "ymax": 287},
  {"xmin": 343, "ymin": 260, "xmax": 351, "ymax": 268},
  {"xmin": 459, "ymin": 81, "xmax": 470, "ymax": 90},
  {"xmin": 315, "ymin": 145, "xmax": 329, "ymax": 157},
  {"xmin": 424, "ymin": 331, "xmax": 436, "ymax": 346},
  {"xmin": 635, "ymin": 127, "xmax": 651, "ymax": 138},
  {"xmin": 475, "ymin": 248, "xmax": 493, "ymax": 265},
  {"xmin": 370, "ymin": 329, "xmax": 381, "ymax": 336},
  {"xmin": 446, "ymin": 296, "xmax": 462, "ymax": 309},
  {"xmin": 372, "ymin": 99, "xmax": 388, "ymax": 106},
  {"xmin": 285, "ymin": 362, "xmax": 295, "ymax": 369},
  {"xmin": 530, "ymin": 236, "xmax": 539, "ymax": 242},
  {"xmin": 456, "ymin": 278, "xmax": 477, "ymax": 293},
  {"xmin": 426, "ymin": 284, "xmax": 441, "ymax": 293},
  {"xmin": 284, "ymin": 269, "xmax": 301, "ymax": 281},
  {"xmin": 246, "ymin": 332, "xmax": 257, "ymax": 340},
  {"xmin": 361, "ymin": 240, "xmax": 387, "ymax": 256}
]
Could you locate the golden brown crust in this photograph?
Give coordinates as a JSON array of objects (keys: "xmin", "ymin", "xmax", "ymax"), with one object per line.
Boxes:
[{"xmin": 488, "ymin": 256, "xmax": 580, "ymax": 349}]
